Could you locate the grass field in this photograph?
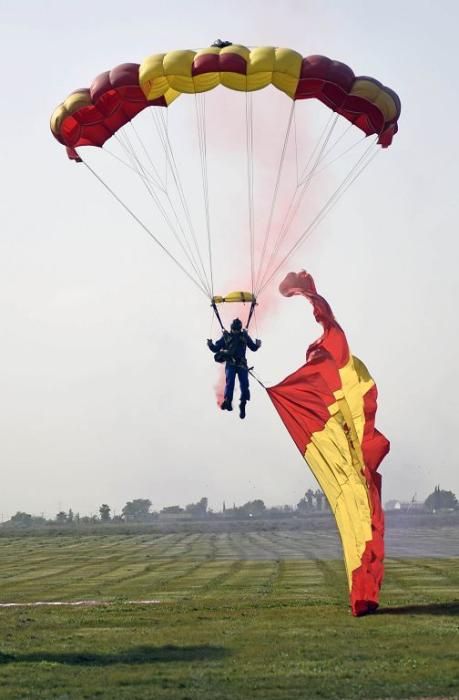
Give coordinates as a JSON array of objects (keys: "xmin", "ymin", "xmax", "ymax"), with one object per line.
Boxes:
[{"xmin": 0, "ymin": 531, "xmax": 458, "ymax": 699}]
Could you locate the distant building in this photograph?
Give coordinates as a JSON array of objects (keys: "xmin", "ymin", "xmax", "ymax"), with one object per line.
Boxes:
[
  {"xmin": 158, "ymin": 511, "xmax": 192, "ymax": 521},
  {"xmin": 385, "ymin": 500, "xmax": 401, "ymax": 510},
  {"xmin": 385, "ymin": 499, "xmax": 425, "ymax": 512},
  {"xmin": 399, "ymin": 500, "xmax": 425, "ymax": 512}
]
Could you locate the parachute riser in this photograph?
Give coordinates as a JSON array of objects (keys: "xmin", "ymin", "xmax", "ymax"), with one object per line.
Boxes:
[
  {"xmin": 211, "ymin": 301, "xmax": 225, "ymax": 331},
  {"xmin": 245, "ymin": 299, "xmax": 257, "ymax": 330}
]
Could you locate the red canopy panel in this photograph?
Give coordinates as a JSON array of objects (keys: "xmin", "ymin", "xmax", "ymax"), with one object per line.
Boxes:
[{"xmin": 51, "ymin": 63, "xmax": 166, "ymax": 150}]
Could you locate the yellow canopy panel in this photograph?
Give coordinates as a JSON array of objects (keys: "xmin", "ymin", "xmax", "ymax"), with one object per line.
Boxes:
[{"xmin": 212, "ymin": 292, "xmax": 256, "ymax": 304}]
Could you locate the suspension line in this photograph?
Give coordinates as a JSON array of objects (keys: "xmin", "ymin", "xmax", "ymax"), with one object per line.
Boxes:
[{"xmin": 79, "ymin": 155, "xmax": 211, "ymax": 299}]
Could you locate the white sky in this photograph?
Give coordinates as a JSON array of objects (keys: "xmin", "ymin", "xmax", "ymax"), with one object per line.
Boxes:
[{"xmin": 1, "ymin": 0, "xmax": 458, "ymax": 519}]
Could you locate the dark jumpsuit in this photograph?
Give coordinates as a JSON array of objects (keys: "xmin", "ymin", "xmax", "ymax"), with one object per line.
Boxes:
[{"xmin": 208, "ymin": 330, "xmax": 260, "ymax": 404}]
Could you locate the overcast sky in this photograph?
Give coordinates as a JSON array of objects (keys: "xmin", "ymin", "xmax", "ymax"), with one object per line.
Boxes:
[{"xmin": 1, "ymin": 0, "xmax": 458, "ymax": 519}]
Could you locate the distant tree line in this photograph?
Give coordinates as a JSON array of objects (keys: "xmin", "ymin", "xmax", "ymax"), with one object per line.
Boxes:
[
  {"xmin": 3, "ymin": 487, "xmax": 457, "ymax": 528},
  {"xmin": 424, "ymin": 486, "xmax": 457, "ymax": 512}
]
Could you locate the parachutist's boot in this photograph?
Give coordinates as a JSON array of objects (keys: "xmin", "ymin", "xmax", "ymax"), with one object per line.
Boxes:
[
  {"xmin": 221, "ymin": 399, "xmax": 233, "ymax": 411},
  {"xmin": 239, "ymin": 401, "xmax": 246, "ymax": 419}
]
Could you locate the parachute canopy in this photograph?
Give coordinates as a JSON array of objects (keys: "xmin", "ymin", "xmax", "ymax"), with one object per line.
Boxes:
[
  {"xmin": 267, "ymin": 271, "xmax": 389, "ymax": 616},
  {"xmin": 51, "ymin": 45, "xmax": 400, "ymax": 157},
  {"xmin": 50, "ymin": 44, "xmax": 401, "ymax": 307}
]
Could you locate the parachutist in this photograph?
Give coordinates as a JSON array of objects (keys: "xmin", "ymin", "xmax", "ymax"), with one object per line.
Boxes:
[
  {"xmin": 211, "ymin": 39, "xmax": 233, "ymax": 48},
  {"xmin": 207, "ymin": 318, "xmax": 261, "ymax": 419}
]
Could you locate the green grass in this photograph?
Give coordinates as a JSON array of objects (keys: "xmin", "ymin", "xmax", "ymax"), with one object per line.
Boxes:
[{"xmin": 0, "ymin": 533, "xmax": 458, "ymax": 699}]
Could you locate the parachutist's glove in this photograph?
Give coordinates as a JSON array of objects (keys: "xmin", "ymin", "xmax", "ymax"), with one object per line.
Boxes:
[
  {"xmin": 256, "ymin": 339, "xmax": 262, "ymax": 348},
  {"xmin": 207, "ymin": 339, "xmax": 213, "ymax": 348}
]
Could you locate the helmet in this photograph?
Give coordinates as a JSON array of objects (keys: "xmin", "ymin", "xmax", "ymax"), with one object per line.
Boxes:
[{"xmin": 230, "ymin": 318, "xmax": 243, "ymax": 332}]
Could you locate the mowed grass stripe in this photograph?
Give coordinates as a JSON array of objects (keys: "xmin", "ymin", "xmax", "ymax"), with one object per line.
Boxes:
[
  {"xmin": 2, "ymin": 535, "xmax": 458, "ymax": 605},
  {"xmin": 2, "ymin": 526, "xmax": 456, "ymax": 565}
]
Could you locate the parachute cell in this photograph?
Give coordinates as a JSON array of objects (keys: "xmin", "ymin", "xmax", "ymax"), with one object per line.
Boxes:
[{"xmin": 267, "ymin": 271, "xmax": 389, "ymax": 616}]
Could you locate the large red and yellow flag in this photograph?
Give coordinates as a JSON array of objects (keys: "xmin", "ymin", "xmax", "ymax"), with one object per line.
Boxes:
[{"xmin": 267, "ymin": 271, "xmax": 390, "ymax": 616}]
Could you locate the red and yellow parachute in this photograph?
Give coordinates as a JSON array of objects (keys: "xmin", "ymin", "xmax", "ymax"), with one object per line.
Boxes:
[
  {"xmin": 268, "ymin": 271, "xmax": 389, "ymax": 616},
  {"xmin": 50, "ymin": 43, "xmax": 400, "ymax": 307},
  {"xmin": 51, "ymin": 45, "xmax": 400, "ymax": 159}
]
